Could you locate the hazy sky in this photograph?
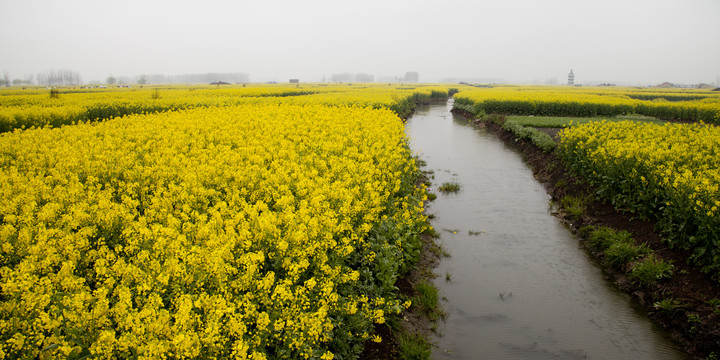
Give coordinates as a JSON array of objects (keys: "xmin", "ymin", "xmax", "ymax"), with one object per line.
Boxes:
[{"xmin": 1, "ymin": 0, "xmax": 718, "ymax": 85}]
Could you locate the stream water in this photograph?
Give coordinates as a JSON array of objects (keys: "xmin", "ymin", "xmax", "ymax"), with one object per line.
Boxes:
[{"xmin": 405, "ymin": 100, "xmax": 689, "ymax": 360}]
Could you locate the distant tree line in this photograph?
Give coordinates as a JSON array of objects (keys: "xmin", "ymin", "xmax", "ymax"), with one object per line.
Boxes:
[
  {"xmin": 403, "ymin": 71, "xmax": 419, "ymax": 83},
  {"xmin": 141, "ymin": 72, "xmax": 249, "ymax": 84},
  {"xmin": 0, "ymin": 69, "xmax": 425, "ymax": 86},
  {"xmin": 12, "ymin": 75, "xmax": 35, "ymax": 85},
  {"xmin": 329, "ymin": 73, "xmax": 375, "ymax": 83},
  {"xmin": 36, "ymin": 69, "xmax": 83, "ymax": 86},
  {"xmin": 0, "ymin": 70, "xmax": 81, "ymax": 86},
  {"xmin": 0, "ymin": 70, "xmax": 80, "ymax": 87},
  {"xmin": 0, "ymin": 70, "xmax": 252, "ymax": 86},
  {"xmin": 328, "ymin": 72, "xmax": 419, "ymax": 83}
]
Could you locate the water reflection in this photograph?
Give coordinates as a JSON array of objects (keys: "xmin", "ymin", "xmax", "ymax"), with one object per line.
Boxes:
[{"xmin": 405, "ymin": 100, "xmax": 688, "ymax": 360}]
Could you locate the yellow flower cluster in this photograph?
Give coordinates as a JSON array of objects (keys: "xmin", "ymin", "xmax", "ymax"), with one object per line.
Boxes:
[
  {"xmin": 558, "ymin": 121, "xmax": 720, "ymax": 274},
  {"xmin": 454, "ymin": 86, "xmax": 720, "ymax": 123},
  {"xmin": 0, "ymin": 103, "xmax": 428, "ymax": 359},
  {"xmin": 0, "ymin": 84, "xmax": 458, "ymax": 133}
]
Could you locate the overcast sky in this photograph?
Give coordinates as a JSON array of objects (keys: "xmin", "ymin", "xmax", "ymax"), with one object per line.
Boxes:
[{"xmin": 1, "ymin": 0, "xmax": 718, "ymax": 85}]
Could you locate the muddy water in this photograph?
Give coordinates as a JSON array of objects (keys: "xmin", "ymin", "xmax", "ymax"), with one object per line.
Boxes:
[{"xmin": 405, "ymin": 100, "xmax": 688, "ymax": 360}]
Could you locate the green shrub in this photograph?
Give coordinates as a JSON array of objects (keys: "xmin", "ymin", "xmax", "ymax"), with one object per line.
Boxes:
[
  {"xmin": 587, "ymin": 226, "xmax": 633, "ymax": 250},
  {"xmin": 653, "ymin": 298, "xmax": 681, "ymax": 312},
  {"xmin": 500, "ymin": 120, "xmax": 556, "ymax": 152},
  {"xmin": 398, "ymin": 333, "xmax": 431, "ymax": 360},
  {"xmin": 560, "ymin": 195, "xmax": 586, "ymax": 217},
  {"xmin": 629, "ymin": 254, "xmax": 674, "ymax": 287},
  {"xmin": 605, "ymin": 242, "xmax": 651, "ymax": 269},
  {"xmin": 414, "ymin": 281, "xmax": 438, "ymax": 313}
]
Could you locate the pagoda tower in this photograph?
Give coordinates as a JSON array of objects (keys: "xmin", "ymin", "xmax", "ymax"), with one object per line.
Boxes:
[{"xmin": 568, "ymin": 69, "xmax": 575, "ymax": 85}]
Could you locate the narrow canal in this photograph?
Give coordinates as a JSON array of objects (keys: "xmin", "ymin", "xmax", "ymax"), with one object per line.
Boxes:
[{"xmin": 405, "ymin": 100, "xmax": 688, "ymax": 359}]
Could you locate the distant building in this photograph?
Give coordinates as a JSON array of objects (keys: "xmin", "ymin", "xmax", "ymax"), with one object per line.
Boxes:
[
  {"xmin": 289, "ymin": 79, "xmax": 299, "ymax": 84},
  {"xmin": 567, "ymin": 69, "xmax": 575, "ymax": 85}
]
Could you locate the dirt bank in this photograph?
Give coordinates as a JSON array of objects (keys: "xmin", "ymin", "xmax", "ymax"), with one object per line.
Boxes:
[
  {"xmin": 456, "ymin": 110, "xmax": 720, "ymax": 358},
  {"xmin": 361, "ymin": 232, "xmax": 443, "ymax": 359},
  {"xmin": 362, "ymin": 171, "xmax": 444, "ymax": 360}
]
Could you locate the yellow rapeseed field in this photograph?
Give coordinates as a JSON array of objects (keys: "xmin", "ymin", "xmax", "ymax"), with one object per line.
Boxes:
[
  {"xmin": 0, "ymin": 86, "xmax": 317, "ymax": 132},
  {"xmin": 558, "ymin": 121, "xmax": 720, "ymax": 274},
  {"xmin": 454, "ymin": 86, "xmax": 720, "ymax": 123},
  {"xmin": 0, "ymin": 84, "xmax": 455, "ymax": 132},
  {"xmin": 0, "ymin": 103, "xmax": 429, "ymax": 359}
]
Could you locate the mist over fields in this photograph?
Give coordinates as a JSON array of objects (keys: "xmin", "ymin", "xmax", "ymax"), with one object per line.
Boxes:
[{"xmin": 1, "ymin": 0, "xmax": 718, "ymax": 86}]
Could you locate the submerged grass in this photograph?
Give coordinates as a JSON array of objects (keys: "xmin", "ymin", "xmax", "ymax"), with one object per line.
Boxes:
[{"xmin": 437, "ymin": 181, "xmax": 461, "ymax": 193}]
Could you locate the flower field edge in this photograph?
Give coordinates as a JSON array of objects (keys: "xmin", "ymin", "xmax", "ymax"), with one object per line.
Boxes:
[{"xmin": 557, "ymin": 121, "xmax": 720, "ymax": 276}]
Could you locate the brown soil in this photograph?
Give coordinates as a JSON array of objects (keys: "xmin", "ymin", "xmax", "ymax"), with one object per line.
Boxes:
[
  {"xmin": 536, "ymin": 127, "xmax": 563, "ymax": 141},
  {"xmin": 458, "ymin": 111, "xmax": 720, "ymax": 358}
]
